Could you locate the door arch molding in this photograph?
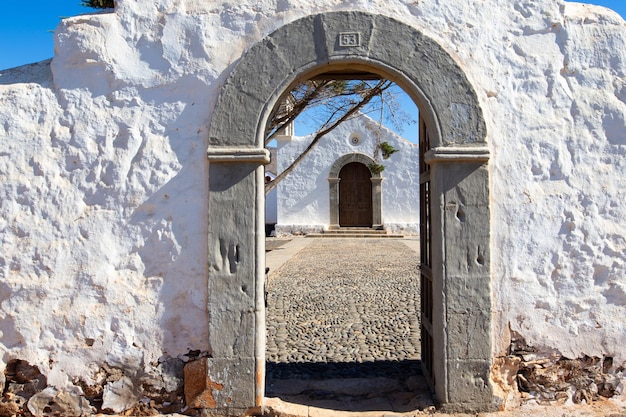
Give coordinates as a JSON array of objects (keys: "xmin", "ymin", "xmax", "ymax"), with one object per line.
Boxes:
[
  {"xmin": 328, "ymin": 153, "xmax": 382, "ymax": 229},
  {"xmin": 205, "ymin": 10, "xmax": 493, "ymax": 414}
]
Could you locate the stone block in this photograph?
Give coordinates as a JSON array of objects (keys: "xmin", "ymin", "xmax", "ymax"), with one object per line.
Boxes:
[
  {"xmin": 446, "ymin": 311, "xmax": 492, "ymax": 362},
  {"xmin": 207, "ymin": 306, "xmax": 256, "ymax": 358},
  {"xmin": 185, "ymin": 358, "xmax": 218, "ymax": 409},
  {"xmin": 320, "ymin": 11, "xmax": 375, "ymax": 59},
  {"xmin": 368, "ymin": 15, "xmax": 486, "ymax": 146},
  {"xmin": 440, "ymin": 166, "xmax": 490, "ymax": 278},
  {"xmin": 208, "ymin": 163, "xmax": 259, "ymax": 359},
  {"xmin": 442, "ymin": 163, "xmax": 490, "ymax": 208},
  {"xmin": 446, "ymin": 275, "xmax": 491, "ymax": 314},
  {"xmin": 184, "ymin": 357, "xmax": 256, "ymax": 411},
  {"xmin": 208, "ymin": 79, "xmax": 264, "ymax": 147},
  {"xmin": 269, "ymin": 14, "xmax": 326, "ymax": 71},
  {"xmin": 446, "ymin": 359, "xmax": 494, "ymax": 406}
]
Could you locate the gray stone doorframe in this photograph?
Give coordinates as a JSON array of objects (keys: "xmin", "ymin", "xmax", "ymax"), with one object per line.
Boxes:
[
  {"xmin": 328, "ymin": 153, "xmax": 383, "ymax": 229},
  {"xmin": 206, "ymin": 11, "xmax": 493, "ymax": 414}
]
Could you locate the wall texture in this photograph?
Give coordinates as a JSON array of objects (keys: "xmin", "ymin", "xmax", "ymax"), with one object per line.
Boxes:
[{"xmin": 0, "ymin": 0, "xmax": 625, "ymax": 414}]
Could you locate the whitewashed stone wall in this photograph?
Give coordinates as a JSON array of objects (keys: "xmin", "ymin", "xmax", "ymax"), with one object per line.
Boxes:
[
  {"xmin": 275, "ymin": 114, "xmax": 420, "ymax": 235},
  {"xmin": 0, "ymin": 0, "xmax": 625, "ymax": 413},
  {"xmin": 265, "ymin": 171, "xmax": 278, "ymax": 226}
]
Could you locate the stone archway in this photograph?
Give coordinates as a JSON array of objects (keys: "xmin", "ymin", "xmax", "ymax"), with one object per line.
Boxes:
[
  {"xmin": 328, "ymin": 153, "xmax": 382, "ymax": 229},
  {"xmin": 206, "ymin": 11, "xmax": 492, "ymax": 414}
]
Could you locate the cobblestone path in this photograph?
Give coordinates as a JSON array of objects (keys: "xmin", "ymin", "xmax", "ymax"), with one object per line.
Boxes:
[{"xmin": 266, "ymin": 238, "xmax": 421, "ymax": 373}]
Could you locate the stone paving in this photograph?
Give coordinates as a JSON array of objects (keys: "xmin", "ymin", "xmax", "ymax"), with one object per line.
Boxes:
[
  {"xmin": 265, "ymin": 238, "xmax": 421, "ymax": 366},
  {"xmin": 264, "ymin": 237, "xmax": 434, "ymax": 412}
]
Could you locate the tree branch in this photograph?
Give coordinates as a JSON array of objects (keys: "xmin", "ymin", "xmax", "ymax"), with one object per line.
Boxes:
[{"xmin": 266, "ymin": 80, "xmax": 392, "ymax": 194}]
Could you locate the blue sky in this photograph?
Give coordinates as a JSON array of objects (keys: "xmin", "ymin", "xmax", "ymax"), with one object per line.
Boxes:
[{"xmin": 0, "ymin": 1, "xmax": 624, "ymax": 71}]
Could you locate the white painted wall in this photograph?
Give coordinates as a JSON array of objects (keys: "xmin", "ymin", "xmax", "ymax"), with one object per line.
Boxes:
[
  {"xmin": 265, "ymin": 172, "xmax": 277, "ymax": 225},
  {"xmin": 0, "ymin": 0, "xmax": 625, "ymax": 406},
  {"xmin": 275, "ymin": 114, "xmax": 420, "ymax": 235}
]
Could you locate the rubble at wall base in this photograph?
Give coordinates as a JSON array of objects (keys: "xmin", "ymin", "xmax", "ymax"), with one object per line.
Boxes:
[
  {"xmin": 494, "ymin": 331, "xmax": 625, "ymax": 409},
  {"xmin": 0, "ymin": 352, "xmax": 215, "ymax": 417}
]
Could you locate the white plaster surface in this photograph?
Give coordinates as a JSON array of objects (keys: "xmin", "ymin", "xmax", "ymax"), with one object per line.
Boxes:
[
  {"xmin": 0, "ymin": 0, "xmax": 625, "ymax": 400},
  {"xmin": 275, "ymin": 114, "xmax": 420, "ymax": 234},
  {"xmin": 265, "ymin": 171, "xmax": 278, "ymax": 225}
]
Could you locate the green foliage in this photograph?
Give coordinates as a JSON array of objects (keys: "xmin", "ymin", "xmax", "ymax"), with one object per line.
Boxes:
[
  {"xmin": 368, "ymin": 163, "xmax": 386, "ymax": 174},
  {"xmin": 378, "ymin": 141, "xmax": 399, "ymax": 159},
  {"xmin": 81, "ymin": 0, "xmax": 114, "ymax": 9}
]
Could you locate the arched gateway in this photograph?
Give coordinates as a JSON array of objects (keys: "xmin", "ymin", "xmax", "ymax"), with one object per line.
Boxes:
[{"xmin": 206, "ymin": 11, "xmax": 492, "ymax": 414}]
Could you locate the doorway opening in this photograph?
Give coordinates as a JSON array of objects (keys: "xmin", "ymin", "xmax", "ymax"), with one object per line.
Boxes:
[
  {"xmin": 205, "ymin": 10, "xmax": 492, "ymax": 414},
  {"xmin": 263, "ymin": 70, "xmax": 434, "ymax": 412},
  {"xmin": 264, "ymin": 237, "xmax": 431, "ymax": 412}
]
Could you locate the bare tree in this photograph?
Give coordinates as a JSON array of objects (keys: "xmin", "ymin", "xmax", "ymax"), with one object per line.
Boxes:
[{"xmin": 265, "ymin": 78, "xmax": 412, "ymax": 194}]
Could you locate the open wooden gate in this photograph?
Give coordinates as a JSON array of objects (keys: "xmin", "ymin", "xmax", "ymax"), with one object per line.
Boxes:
[{"xmin": 419, "ymin": 116, "xmax": 434, "ymax": 387}]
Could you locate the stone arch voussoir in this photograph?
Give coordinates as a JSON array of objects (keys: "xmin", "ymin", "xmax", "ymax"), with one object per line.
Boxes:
[
  {"xmin": 208, "ymin": 11, "xmax": 486, "ymax": 149},
  {"xmin": 329, "ymin": 153, "xmax": 379, "ymax": 178}
]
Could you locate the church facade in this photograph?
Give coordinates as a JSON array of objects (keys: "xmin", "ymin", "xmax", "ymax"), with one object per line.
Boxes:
[{"xmin": 274, "ymin": 113, "xmax": 421, "ymax": 236}]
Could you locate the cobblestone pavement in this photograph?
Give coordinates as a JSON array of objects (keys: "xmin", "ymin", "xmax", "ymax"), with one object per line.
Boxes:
[
  {"xmin": 265, "ymin": 238, "xmax": 433, "ymax": 412},
  {"xmin": 266, "ymin": 238, "xmax": 421, "ymax": 366}
]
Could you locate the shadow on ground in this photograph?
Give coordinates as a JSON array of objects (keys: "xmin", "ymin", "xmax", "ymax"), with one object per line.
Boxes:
[{"xmin": 266, "ymin": 360, "xmax": 435, "ymax": 412}]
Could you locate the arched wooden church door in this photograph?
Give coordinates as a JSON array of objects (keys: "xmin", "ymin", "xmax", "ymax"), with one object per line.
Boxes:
[{"xmin": 339, "ymin": 162, "xmax": 373, "ymax": 227}]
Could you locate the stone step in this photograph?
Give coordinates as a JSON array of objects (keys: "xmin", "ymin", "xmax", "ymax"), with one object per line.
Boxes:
[
  {"xmin": 306, "ymin": 233, "xmax": 405, "ymax": 238},
  {"xmin": 324, "ymin": 228, "xmax": 388, "ymax": 234},
  {"xmin": 307, "ymin": 229, "xmax": 404, "ymax": 238}
]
